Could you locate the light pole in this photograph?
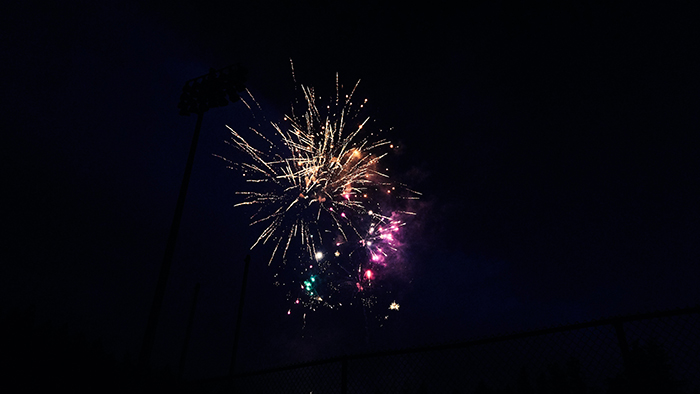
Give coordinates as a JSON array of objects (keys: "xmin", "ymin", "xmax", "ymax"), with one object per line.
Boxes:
[{"xmin": 139, "ymin": 64, "xmax": 247, "ymax": 369}]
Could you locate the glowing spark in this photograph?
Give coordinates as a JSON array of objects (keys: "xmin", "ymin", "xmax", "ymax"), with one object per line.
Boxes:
[{"xmin": 389, "ymin": 302, "xmax": 400, "ymax": 311}]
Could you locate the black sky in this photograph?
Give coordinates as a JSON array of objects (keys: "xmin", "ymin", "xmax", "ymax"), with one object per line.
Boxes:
[{"xmin": 3, "ymin": 0, "xmax": 699, "ymax": 379}]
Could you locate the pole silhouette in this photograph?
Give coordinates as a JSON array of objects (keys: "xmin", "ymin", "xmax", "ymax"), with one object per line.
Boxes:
[{"xmin": 139, "ymin": 64, "xmax": 247, "ymax": 369}]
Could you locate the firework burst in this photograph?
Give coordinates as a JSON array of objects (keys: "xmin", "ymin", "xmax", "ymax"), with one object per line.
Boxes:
[{"xmin": 218, "ymin": 66, "xmax": 419, "ymax": 315}]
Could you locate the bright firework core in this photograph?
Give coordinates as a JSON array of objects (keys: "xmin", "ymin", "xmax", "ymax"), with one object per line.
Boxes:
[{"xmin": 220, "ymin": 68, "xmax": 420, "ymax": 317}]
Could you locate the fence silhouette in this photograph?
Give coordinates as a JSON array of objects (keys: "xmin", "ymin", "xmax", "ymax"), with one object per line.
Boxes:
[{"xmin": 192, "ymin": 304, "xmax": 700, "ymax": 393}]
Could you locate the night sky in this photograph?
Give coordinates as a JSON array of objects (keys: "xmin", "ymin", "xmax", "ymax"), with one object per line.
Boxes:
[{"xmin": 3, "ymin": 0, "xmax": 699, "ymax": 380}]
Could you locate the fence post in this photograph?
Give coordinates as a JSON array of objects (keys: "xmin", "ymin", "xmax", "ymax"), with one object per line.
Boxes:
[
  {"xmin": 341, "ymin": 357, "xmax": 348, "ymax": 394},
  {"xmin": 613, "ymin": 319, "xmax": 631, "ymax": 370}
]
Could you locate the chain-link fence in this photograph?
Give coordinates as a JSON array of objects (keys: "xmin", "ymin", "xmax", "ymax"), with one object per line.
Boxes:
[{"xmin": 192, "ymin": 305, "xmax": 699, "ymax": 393}]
